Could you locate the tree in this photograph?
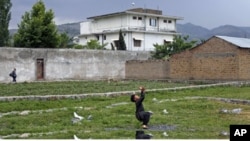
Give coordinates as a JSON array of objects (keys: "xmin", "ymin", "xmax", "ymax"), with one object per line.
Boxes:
[
  {"xmin": 117, "ymin": 30, "xmax": 126, "ymax": 50},
  {"xmin": 82, "ymin": 39, "xmax": 107, "ymax": 50},
  {"xmin": 58, "ymin": 32, "xmax": 71, "ymax": 48},
  {"xmin": 0, "ymin": 0, "xmax": 12, "ymax": 46},
  {"xmin": 13, "ymin": 0, "xmax": 59, "ymax": 48},
  {"xmin": 151, "ymin": 35, "xmax": 197, "ymax": 59}
]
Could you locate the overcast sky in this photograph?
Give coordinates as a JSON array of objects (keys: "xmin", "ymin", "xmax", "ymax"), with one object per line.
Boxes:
[{"xmin": 9, "ymin": 0, "xmax": 250, "ymax": 29}]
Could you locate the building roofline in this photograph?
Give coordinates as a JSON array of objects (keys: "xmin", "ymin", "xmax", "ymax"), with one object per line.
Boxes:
[
  {"xmin": 87, "ymin": 8, "xmax": 183, "ymax": 20},
  {"xmin": 179, "ymin": 35, "xmax": 250, "ymax": 53},
  {"xmin": 215, "ymin": 35, "xmax": 250, "ymax": 48}
]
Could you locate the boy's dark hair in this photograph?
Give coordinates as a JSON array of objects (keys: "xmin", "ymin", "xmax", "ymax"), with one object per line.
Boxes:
[
  {"xmin": 135, "ymin": 130, "xmax": 152, "ymax": 139},
  {"xmin": 130, "ymin": 94, "xmax": 136, "ymax": 102}
]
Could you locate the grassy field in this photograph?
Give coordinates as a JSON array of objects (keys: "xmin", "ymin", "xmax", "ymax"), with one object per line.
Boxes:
[
  {"xmin": 0, "ymin": 81, "xmax": 250, "ymax": 139},
  {"xmin": 0, "ymin": 80, "xmax": 189, "ymax": 96}
]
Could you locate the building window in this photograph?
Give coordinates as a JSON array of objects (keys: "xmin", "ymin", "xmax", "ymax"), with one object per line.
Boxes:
[
  {"xmin": 133, "ymin": 39, "xmax": 141, "ymax": 47},
  {"xmin": 138, "ymin": 17, "xmax": 142, "ymax": 20},
  {"xmin": 114, "ymin": 40, "xmax": 119, "ymax": 48},
  {"xmin": 163, "ymin": 19, "xmax": 167, "ymax": 23},
  {"xmin": 103, "ymin": 35, "xmax": 106, "ymax": 40},
  {"xmin": 164, "ymin": 40, "xmax": 171, "ymax": 45},
  {"xmin": 133, "ymin": 16, "xmax": 137, "ymax": 20},
  {"xmin": 168, "ymin": 20, "xmax": 172, "ymax": 23},
  {"xmin": 95, "ymin": 35, "xmax": 99, "ymax": 40},
  {"xmin": 149, "ymin": 18, "xmax": 157, "ymax": 27}
]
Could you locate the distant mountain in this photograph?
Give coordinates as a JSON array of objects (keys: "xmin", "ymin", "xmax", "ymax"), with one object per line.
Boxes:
[
  {"xmin": 177, "ymin": 23, "xmax": 250, "ymax": 41},
  {"xmin": 9, "ymin": 22, "xmax": 250, "ymax": 41},
  {"xmin": 177, "ymin": 23, "xmax": 210, "ymax": 40},
  {"xmin": 210, "ymin": 25, "xmax": 249, "ymax": 38},
  {"xmin": 57, "ymin": 22, "xmax": 80, "ymax": 38}
]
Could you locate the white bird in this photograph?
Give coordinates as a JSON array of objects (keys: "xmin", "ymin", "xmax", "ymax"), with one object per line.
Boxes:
[
  {"xmin": 74, "ymin": 134, "xmax": 80, "ymax": 140},
  {"xmin": 219, "ymin": 109, "xmax": 228, "ymax": 114},
  {"xmin": 163, "ymin": 109, "xmax": 168, "ymax": 114},
  {"xmin": 220, "ymin": 131, "xmax": 229, "ymax": 136},
  {"xmin": 131, "ymin": 2, "xmax": 135, "ymax": 6},
  {"xmin": 152, "ymin": 98, "xmax": 158, "ymax": 102},
  {"xmin": 163, "ymin": 132, "xmax": 168, "ymax": 137},
  {"xmin": 231, "ymin": 108, "xmax": 242, "ymax": 114},
  {"xmin": 87, "ymin": 115, "xmax": 93, "ymax": 120},
  {"xmin": 74, "ymin": 112, "xmax": 84, "ymax": 120}
]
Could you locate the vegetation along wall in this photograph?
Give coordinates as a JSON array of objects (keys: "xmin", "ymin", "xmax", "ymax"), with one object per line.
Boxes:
[{"xmin": 0, "ymin": 48, "xmax": 150, "ymax": 82}]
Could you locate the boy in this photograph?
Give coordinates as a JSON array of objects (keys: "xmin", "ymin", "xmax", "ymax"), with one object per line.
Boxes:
[
  {"xmin": 131, "ymin": 86, "xmax": 151, "ymax": 129},
  {"xmin": 9, "ymin": 68, "xmax": 17, "ymax": 82}
]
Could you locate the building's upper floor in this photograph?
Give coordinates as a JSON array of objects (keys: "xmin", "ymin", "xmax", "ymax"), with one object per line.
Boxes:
[{"xmin": 80, "ymin": 8, "xmax": 183, "ymax": 35}]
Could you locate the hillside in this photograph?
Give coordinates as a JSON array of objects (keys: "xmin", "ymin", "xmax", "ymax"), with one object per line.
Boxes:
[
  {"xmin": 57, "ymin": 22, "xmax": 80, "ymax": 38},
  {"xmin": 177, "ymin": 23, "xmax": 250, "ymax": 41}
]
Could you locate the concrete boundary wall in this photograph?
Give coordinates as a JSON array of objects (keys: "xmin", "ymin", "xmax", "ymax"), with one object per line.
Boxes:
[{"xmin": 0, "ymin": 48, "xmax": 150, "ymax": 82}]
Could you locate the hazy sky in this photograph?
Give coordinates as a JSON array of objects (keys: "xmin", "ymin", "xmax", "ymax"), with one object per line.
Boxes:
[{"xmin": 9, "ymin": 0, "xmax": 250, "ymax": 29}]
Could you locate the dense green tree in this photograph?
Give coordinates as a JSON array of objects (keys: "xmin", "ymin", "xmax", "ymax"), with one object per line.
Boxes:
[
  {"xmin": 117, "ymin": 30, "xmax": 126, "ymax": 50},
  {"xmin": 151, "ymin": 35, "xmax": 197, "ymax": 59},
  {"xmin": 13, "ymin": 0, "xmax": 59, "ymax": 48},
  {"xmin": 0, "ymin": 0, "xmax": 12, "ymax": 46},
  {"xmin": 58, "ymin": 32, "xmax": 71, "ymax": 48},
  {"xmin": 82, "ymin": 39, "xmax": 107, "ymax": 50}
]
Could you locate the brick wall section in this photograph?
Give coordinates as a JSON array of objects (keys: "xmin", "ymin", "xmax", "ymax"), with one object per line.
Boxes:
[
  {"xmin": 126, "ymin": 36, "xmax": 250, "ymax": 81},
  {"xmin": 238, "ymin": 48, "xmax": 250, "ymax": 80},
  {"xmin": 170, "ymin": 37, "xmax": 240, "ymax": 80},
  {"xmin": 169, "ymin": 50, "xmax": 192, "ymax": 80},
  {"xmin": 191, "ymin": 37, "xmax": 239, "ymax": 80},
  {"xmin": 125, "ymin": 60, "xmax": 170, "ymax": 79}
]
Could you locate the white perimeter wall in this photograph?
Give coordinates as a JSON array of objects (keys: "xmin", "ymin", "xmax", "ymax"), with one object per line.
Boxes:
[{"xmin": 0, "ymin": 48, "xmax": 150, "ymax": 82}]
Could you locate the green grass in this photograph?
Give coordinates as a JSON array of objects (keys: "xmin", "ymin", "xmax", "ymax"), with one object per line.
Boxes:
[
  {"xmin": 0, "ymin": 81, "xmax": 250, "ymax": 139},
  {"xmin": 0, "ymin": 80, "xmax": 188, "ymax": 96}
]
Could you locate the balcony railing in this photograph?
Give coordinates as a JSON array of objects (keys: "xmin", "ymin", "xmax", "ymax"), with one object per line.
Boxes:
[{"xmin": 84, "ymin": 26, "xmax": 177, "ymax": 34}]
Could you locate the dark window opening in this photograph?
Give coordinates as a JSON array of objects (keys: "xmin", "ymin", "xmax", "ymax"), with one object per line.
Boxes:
[
  {"xmin": 164, "ymin": 40, "xmax": 171, "ymax": 45},
  {"xmin": 133, "ymin": 39, "xmax": 141, "ymax": 47},
  {"xmin": 95, "ymin": 35, "xmax": 99, "ymax": 40},
  {"xmin": 114, "ymin": 40, "xmax": 119, "ymax": 48},
  {"xmin": 149, "ymin": 18, "xmax": 157, "ymax": 26}
]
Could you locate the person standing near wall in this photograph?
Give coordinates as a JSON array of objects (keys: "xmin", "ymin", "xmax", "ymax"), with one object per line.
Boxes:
[{"xmin": 9, "ymin": 68, "xmax": 17, "ymax": 82}]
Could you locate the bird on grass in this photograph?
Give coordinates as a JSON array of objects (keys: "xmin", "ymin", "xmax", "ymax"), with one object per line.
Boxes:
[
  {"xmin": 163, "ymin": 131, "xmax": 169, "ymax": 137},
  {"xmin": 87, "ymin": 115, "xmax": 93, "ymax": 120},
  {"xmin": 74, "ymin": 112, "xmax": 84, "ymax": 120},
  {"xmin": 73, "ymin": 134, "xmax": 80, "ymax": 140},
  {"xmin": 163, "ymin": 109, "xmax": 168, "ymax": 114}
]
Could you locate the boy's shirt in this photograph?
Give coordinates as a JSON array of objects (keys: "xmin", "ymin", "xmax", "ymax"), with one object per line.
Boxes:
[{"xmin": 135, "ymin": 91, "xmax": 145, "ymax": 113}]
